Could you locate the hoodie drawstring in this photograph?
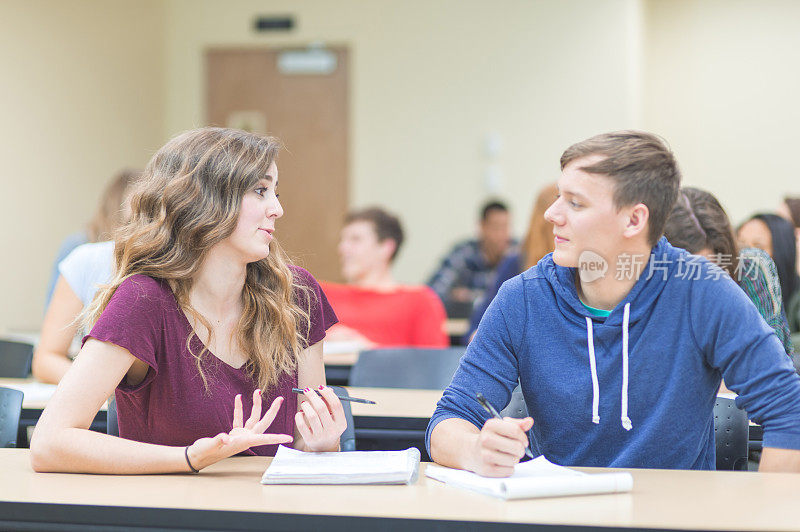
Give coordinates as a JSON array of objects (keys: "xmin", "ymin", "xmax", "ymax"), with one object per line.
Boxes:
[
  {"xmin": 621, "ymin": 303, "xmax": 633, "ymax": 431},
  {"xmin": 585, "ymin": 317, "xmax": 601, "ymax": 425},
  {"xmin": 585, "ymin": 302, "xmax": 633, "ymax": 431}
]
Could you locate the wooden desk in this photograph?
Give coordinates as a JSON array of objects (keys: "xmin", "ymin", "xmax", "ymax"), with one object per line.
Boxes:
[
  {"xmin": 346, "ymin": 386, "xmax": 441, "ymax": 419},
  {"xmin": 1, "ymin": 450, "xmax": 798, "ymax": 532},
  {"xmin": 0, "ymin": 378, "xmax": 108, "ymax": 447},
  {"xmin": 445, "ymin": 318, "xmax": 469, "ymax": 338},
  {"xmin": 0, "ymin": 379, "xmax": 440, "ymax": 451},
  {"xmin": 346, "ymin": 387, "xmax": 441, "ymax": 452}
]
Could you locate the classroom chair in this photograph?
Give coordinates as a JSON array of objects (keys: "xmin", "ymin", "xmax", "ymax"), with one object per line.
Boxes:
[
  {"xmin": 330, "ymin": 385, "xmax": 356, "ymax": 451},
  {"xmin": 499, "ymin": 384, "xmax": 529, "ymax": 418},
  {"xmin": 107, "ymin": 396, "xmax": 119, "ymax": 437},
  {"xmin": 0, "ymin": 339, "xmax": 34, "ymax": 378},
  {"xmin": 0, "ymin": 387, "xmax": 24, "ymax": 448},
  {"xmin": 713, "ymin": 397, "xmax": 748, "ymax": 471},
  {"xmin": 348, "ymin": 347, "xmax": 466, "ymax": 390}
]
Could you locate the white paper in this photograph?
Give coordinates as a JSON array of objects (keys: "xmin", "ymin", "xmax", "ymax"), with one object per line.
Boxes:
[
  {"xmin": 426, "ymin": 456, "xmax": 633, "ymax": 500},
  {"xmin": 262, "ymin": 445, "xmax": 420, "ymax": 485}
]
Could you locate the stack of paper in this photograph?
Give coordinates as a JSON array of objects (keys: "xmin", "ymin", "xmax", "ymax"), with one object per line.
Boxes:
[
  {"xmin": 426, "ymin": 456, "xmax": 633, "ymax": 500},
  {"xmin": 262, "ymin": 445, "xmax": 421, "ymax": 485}
]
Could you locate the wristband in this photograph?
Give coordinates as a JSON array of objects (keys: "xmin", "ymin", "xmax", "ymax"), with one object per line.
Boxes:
[{"xmin": 185, "ymin": 446, "xmax": 200, "ymax": 473}]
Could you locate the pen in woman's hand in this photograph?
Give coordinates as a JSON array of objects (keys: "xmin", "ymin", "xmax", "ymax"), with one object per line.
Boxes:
[{"xmin": 292, "ymin": 387, "xmax": 376, "ymax": 405}]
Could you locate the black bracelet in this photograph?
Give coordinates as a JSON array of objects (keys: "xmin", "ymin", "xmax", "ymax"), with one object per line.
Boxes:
[{"xmin": 184, "ymin": 446, "xmax": 200, "ymax": 474}]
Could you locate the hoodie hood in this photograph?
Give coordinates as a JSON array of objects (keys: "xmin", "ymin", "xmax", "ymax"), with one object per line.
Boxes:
[
  {"xmin": 540, "ymin": 237, "xmax": 678, "ymax": 431},
  {"xmin": 542, "ymin": 237, "xmax": 675, "ymax": 327}
]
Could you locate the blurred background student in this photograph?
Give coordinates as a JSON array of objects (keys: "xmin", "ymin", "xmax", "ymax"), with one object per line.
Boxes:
[
  {"xmin": 777, "ymin": 196, "xmax": 800, "ymax": 277},
  {"xmin": 466, "ymin": 183, "xmax": 558, "ymax": 340},
  {"xmin": 427, "ymin": 200, "xmax": 516, "ymax": 319},
  {"xmin": 321, "ymin": 207, "xmax": 448, "ymax": 349},
  {"xmin": 664, "ymin": 188, "xmax": 795, "ymax": 360},
  {"xmin": 737, "ymin": 213, "xmax": 800, "ymax": 333},
  {"xmin": 44, "ymin": 170, "xmax": 139, "ymax": 308},
  {"xmin": 33, "ymin": 170, "xmax": 140, "ymax": 384}
]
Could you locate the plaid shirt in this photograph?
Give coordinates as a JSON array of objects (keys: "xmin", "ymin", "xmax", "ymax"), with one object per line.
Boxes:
[
  {"xmin": 738, "ymin": 247, "xmax": 794, "ymax": 356},
  {"xmin": 427, "ymin": 239, "xmax": 516, "ymax": 310}
]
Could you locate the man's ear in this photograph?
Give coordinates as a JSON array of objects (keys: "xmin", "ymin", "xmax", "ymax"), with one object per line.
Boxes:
[
  {"xmin": 622, "ymin": 203, "xmax": 650, "ymax": 240},
  {"xmin": 379, "ymin": 238, "xmax": 397, "ymax": 263}
]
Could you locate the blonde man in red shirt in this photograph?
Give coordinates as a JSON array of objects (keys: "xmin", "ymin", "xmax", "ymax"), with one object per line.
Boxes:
[{"xmin": 322, "ymin": 207, "xmax": 448, "ymax": 348}]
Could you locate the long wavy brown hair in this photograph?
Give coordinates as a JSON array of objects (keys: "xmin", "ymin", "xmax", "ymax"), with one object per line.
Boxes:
[{"xmin": 85, "ymin": 127, "xmax": 311, "ymax": 391}]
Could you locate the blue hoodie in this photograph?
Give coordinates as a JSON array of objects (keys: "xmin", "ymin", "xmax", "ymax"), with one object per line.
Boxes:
[{"xmin": 427, "ymin": 238, "xmax": 800, "ymax": 469}]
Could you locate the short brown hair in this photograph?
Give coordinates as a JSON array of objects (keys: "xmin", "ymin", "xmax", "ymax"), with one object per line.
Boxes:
[
  {"xmin": 560, "ymin": 131, "xmax": 681, "ymax": 246},
  {"xmin": 663, "ymin": 187, "xmax": 740, "ymax": 278},
  {"xmin": 345, "ymin": 207, "xmax": 404, "ymax": 261}
]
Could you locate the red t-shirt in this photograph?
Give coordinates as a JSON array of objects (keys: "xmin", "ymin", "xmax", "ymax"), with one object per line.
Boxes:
[
  {"xmin": 320, "ymin": 282, "xmax": 448, "ymax": 347},
  {"xmin": 85, "ymin": 267, "xmax": 337, "ymax": 456}
]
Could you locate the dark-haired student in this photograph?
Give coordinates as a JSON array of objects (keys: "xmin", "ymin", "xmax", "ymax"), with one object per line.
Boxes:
[
  {"xmin": 427, "ymin": 200, "xmax": 516, "ymax": 314},
  {"xmin": 427, "ymin": 131, "xmax": 800, "ymax": 476},
  {"xmin": 466, "ymin": 184, "xmax": 558, "ymax": 340},
  {"xmin": 31, "ymin": 127, "xmax": 345, "ymax": 474}
]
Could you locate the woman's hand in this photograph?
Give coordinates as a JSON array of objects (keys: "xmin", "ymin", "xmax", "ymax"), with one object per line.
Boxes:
[
  {"xmin": 186, "ymin": 390, "xmax": 292, "ymax": 471},
  {"xmin": 295, "ymin": 386, "xmax": 347, "ymax": 452}
]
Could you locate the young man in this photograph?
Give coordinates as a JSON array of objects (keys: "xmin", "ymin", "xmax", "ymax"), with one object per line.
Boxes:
[
  {"xmin": 322, "ymin": 207, "xmax": 448, "ymax": 348},
  {"xmin": 427, "ymin": 131, "xmax": 800, "ymax": 475},
  {"xmin": 428, "ymin": 201, "xmax": 516, "ymax": 315}
]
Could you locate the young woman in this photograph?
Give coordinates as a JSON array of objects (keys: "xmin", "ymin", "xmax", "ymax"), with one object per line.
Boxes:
[
  {"xmin": 737, "ymin": 213, "xmax": 800, "ymax": 334},
  {"xmin": 31, "ymin": 127, "xmax": 345, "ymax": 474},
  {"xmin": 664, "ymin": 188, "xmax": 793, "ymax": 356}
]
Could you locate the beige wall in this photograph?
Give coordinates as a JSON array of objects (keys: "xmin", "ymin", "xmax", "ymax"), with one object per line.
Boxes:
[
  {"xmin": 0, "ymin": 1, "xmax": 165, "ymax": 331},
  {"xmin": 642, "ymin": 0, "xmax": 800, "ymax": 224},
  {"xmin": 162, "ymin": 0, "xmax": 642, "ymax": 287},
  {"xmin": 5, "ymin": 0, "xmax": 800, "ymax": 332}
]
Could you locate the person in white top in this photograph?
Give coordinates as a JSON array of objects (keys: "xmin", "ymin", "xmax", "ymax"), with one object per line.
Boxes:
[{"xmin": 32, "ymin": 241, "xmax": 114, "ymax": 383}]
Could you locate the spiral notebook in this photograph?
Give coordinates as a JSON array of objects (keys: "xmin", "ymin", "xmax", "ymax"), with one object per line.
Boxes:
[
  {"xmin": 261, "ymin": 445, "xmax": 421, "ymax": 485},
  {"xmin": 426, "ymin": 456, "xmax": 633, "ymax": 500}
]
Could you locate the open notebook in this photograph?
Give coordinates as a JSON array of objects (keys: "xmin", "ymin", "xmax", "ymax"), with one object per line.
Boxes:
[
  {"xmin": 261, "ymin": 445, "xmax": 421, "ymax": 485},
  {"xmin": 426, "ymin": 456, "xmax": 633, "ymax": 500}
]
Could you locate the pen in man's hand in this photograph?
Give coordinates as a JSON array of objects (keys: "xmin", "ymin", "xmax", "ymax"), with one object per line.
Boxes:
[
  {"xmin": 292, "ymin": 387, "xmax": 376, "ymax": 405},
  {"xmin": 476, "ymin": 392, "xmax": 534, "ymax": 458}
]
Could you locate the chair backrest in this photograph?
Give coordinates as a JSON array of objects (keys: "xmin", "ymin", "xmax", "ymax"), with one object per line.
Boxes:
[
  {"xmin": 330, "ymin": 385, "xmax": 356, "ymax": 451},
  {"xmin": 0, "ymin": 387, "xmax": 24, "ymax": 448},
  {"xmin": 0, "ymin": 339, "xmax": 34, "ymax": 378},
  {"xmin": 348, "ymin": 347, "xmax": 466, "ymax": 390},
  {"xmin": 713, "ymin": 397, "xmax": 749, "ymax": 471},
  {"xmin": 499, "ymin": 384, "xmax": 529, "ymax": 418},
  {"xmin": 107, "ymin": 396, "xmax": 119, "ymax": 437}
]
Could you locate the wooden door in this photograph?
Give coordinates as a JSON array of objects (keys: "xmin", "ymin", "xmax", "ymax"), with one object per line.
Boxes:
[{"xmin": 206, "ymin": 47, "xmax": 348, "ymax": 282}]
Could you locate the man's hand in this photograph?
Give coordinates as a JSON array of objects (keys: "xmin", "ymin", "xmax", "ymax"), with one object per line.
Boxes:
[{"xmin": 468, "ymin": 416, "xmax": 534, "ymax": 477}]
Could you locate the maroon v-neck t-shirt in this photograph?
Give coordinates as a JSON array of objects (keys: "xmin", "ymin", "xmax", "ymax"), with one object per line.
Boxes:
[{"xmin": 85, "ymin": 266, "xmax": 337, "ymax": 456}]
